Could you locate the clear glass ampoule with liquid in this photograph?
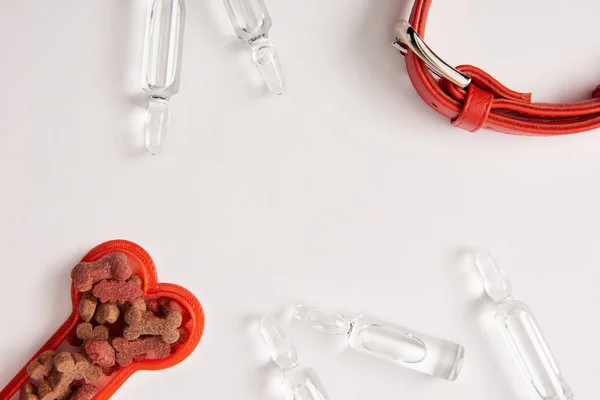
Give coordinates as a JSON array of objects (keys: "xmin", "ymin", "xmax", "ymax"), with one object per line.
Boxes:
[
  {"xmin": 222, "ymin": 0, "xmax": 285, "ymax": 94},
  {"xmin": 141, "ymin": 0, "xmax": 186, "ymax": 155},
  {"xmin": 475, "ymin": 250, "xmax": 573, "ymax": 400},
  {"xmin": 261, "ymin": 316, "xmax": 330, "ymax": 400},
  {"xmin": 293, "ymin": 305, "xmax": 465, "ymax": 381}
]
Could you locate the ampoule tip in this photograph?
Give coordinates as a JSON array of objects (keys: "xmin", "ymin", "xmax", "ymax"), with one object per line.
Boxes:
[
  {"xmin": 252, "ymin": 43, "xmax": 285, "ymax": 95},
  {"xmin": 293, "ymin": 305, "xmax": 350, "ymax": 336},
  {"xmin": 144, "ymin": 99, "xmax": 171, "ymax": 155},
  {"xmin": 474, "ymin": 250, "xmax": 513, "ymax": 303},
  {"xmin": 260, "ymin": 316, "xmax": 298, "ymax": 370}
]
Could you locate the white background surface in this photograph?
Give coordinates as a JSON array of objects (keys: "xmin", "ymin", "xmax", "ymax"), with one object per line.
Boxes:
[{"xmin": 0, "ymin": 0, "xmax": 598, "ymax": 399}]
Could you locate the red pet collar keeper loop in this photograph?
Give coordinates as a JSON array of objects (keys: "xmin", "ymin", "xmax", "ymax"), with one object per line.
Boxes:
[
  {"xmin": 451, "ymin": 85, "xmax": 494, "ymax": 132},
  {"xmin": 400, "ymin": 0, "xmax": 600, "ymax": 135}
]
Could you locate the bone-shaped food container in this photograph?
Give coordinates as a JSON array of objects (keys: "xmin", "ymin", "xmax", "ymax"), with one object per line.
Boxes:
[{"xmin": 0, "ymin": 239, "xmax": 205, "ymax": 399}]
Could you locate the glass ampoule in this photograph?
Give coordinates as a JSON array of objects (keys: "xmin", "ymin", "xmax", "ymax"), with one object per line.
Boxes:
[
  {"xmin": 260, "ymin": 316, "xmax": 329, "ymax": 400},
  {"xmin": 141, "ymin": 0, "xmax": 186, "ymax": 155},
  {"xmin": 293, "ymin": 305, "xmax": 464, "ymax": 381},
  {"xmin": 222, "ymin": 0, "xmax": 285, "ymax": 95},
  {"xmin": 475, "ymin": 250, "xmax": 573, "ymax": 400}
]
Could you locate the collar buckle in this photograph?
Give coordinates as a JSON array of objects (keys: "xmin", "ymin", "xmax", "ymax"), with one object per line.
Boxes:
[{"xmin": 393, "ymin": 20, "xmax": 471, "ymax": 89}]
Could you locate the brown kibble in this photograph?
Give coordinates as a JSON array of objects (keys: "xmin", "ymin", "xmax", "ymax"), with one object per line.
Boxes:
[
  {"xmin": 84, "ymin": 339, "xmax": 115, "ymax": 368},
  {"xmin": 76, "ymin": 322, "xmax": 109, "ymax": 342},
  {"xmin": 112, "ymin": 336, "xmax": 171, "ymax": 366},
  {"xmin": 147, "ymin": 298, "xmax": 191, "ymax": 327},
  {"xmin": 76, "ymin": 322, "xmax": 110, "ymax": 364},
  {"xmin": 123, "ymin": 298, "xmax": 182, "ymax": 344},
  {"xmin": 160, "ymin": 298, "xmax": 183, "ymax": 313},
  {"xmin": 170, "ymin": 327, "xmax": 190, "ymax": 353},
  {"xmin": 69, "ymin": 379, "xmax": 85, "ymax": 390},
  {"xmin": 145, "ymin": 298, "xmax": 161, "ymax": 315},
  {"xmin": 19, "ymin": 383, "xmax": 39, "ymax": 400},
  {"xmin": 69, "ymin": 384, "xmax": 97, "ymax": 400},
  {"xmin": 161, "ymin": 298, "xmax": 191, "ymax": 326},
  {"xmin": 95, "ymin": 302, "xmax": 120, "ymax": 324},
  {"xmin": 78, "ymin": 292, "xmax": 98, "ymax": 323},
  {"xmin": 37, "ymin": 352, "xmax": 101, "ymax": 400},
  {"xmin": 102, "ymin": 363, "xmax": 121, "ymax": 377},
  {"xmin": 66, "ymin": 352, "xmax": 103, "ymax": 381},
  {"xmin": 71, "ymin": 252, "xmax": 131, "ymax": 292},
  {"xmin": 159, "ymin": 298, "xmax": 180, "ymax": 311},
  {"xmin": 178, "ymin": 327, "xmax": 189, "ymax": 343},
  {"xmin": 27, "ymin": 350, "xmax": 56, "ymax": 380},
  {"xmin": 92, "ymin": 276, "xmax": 143, "ymax": 304}
]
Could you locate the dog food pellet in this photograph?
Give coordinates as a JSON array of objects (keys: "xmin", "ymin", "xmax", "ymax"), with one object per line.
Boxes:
[
  {"xmin": 170, "ymin": 327, "xmax": 190, "ymax": 353},
  {"xmin": 123, "ymin": 298, "xmax": 182, "ymax": 344},
  {"xmin": 146, "ymin": 298, "xmax": 191, "ymax": 328},
  {"xmin": 112, "ymin": 336, "xmax": 171, "ymax": 366},
  {"xmin": 161, "ymin": 298, "xmax": 191, "ymax": 326},
  {"xmin": 101, "ymin": 363, "xmax": 121, "ymax": 377},
  {"xmin": 78, "ymin": 292, "xmax": 98, "ymax": 323},
  {"xmin": 37, "ymin": 352, "xmax": 102, "ymax": 400},
  {"xmin": 145, "ymin": 298, "xmax": 161, "ymax": 315},
  {"xmin": 84, "ymin": 339, "xmax": 115, "ymax": 368},
  {"xmin": 95, "ymin": 302, "xmax": 120, "ymax": 324},
  {"xmin": 71, "ymin": 253, "xmax": 131, "ymax": 292},
  {"xmin": 19, "ymin": 383, "xmax": 38, "ymax": 400},
  {"xmin": 27, "ymin": 350, "xmax": 56, "ymax": 380},
  {"xmin": 76, "ymin": 322, "xmax": 109, "ymax": 343},
  {"xmin": 69, "ymin": 384, "xmax": 98, "ymax": 400},
  {"xmin": 92, "ymin": 276, "xmax": 143, "ymax": 304}
]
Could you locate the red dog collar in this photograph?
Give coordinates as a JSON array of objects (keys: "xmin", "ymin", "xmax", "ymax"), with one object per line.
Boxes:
[{"xmin": 394, "ymin": 0, "xmax": 600, "ymax": 135}]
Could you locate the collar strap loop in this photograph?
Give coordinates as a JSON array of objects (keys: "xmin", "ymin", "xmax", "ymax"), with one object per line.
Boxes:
[
  {"xmin": 451, "ymin": 85, "xmax": 494, "ymax": 132},
  {"xmin": 397, "ymin": 0, "xmax": 600, "ymax": 135}
]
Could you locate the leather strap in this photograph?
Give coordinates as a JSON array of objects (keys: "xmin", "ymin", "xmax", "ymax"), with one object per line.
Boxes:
[{"xmin": 405, "ymin": 0, "xmax": 600, "ymax": 135}]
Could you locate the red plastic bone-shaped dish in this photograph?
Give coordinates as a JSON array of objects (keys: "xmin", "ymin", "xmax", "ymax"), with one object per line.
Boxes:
[{"xmin": 0, "ymin": 240, "xmax": 205, "ymax": 400}]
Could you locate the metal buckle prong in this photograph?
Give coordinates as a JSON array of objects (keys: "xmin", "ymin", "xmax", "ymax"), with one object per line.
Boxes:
[{"xmin": 393, "ymin": 20, "xmax": 471, "ymax": 89}]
